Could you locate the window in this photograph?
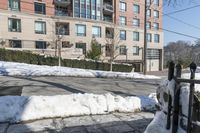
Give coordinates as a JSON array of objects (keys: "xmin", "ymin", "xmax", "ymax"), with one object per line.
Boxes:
[
  {"xmin": 133, "ymin": 18, "xmax": 140, "ymax": 27},
  {"xmin": 153, "ymin": 23, "xmax": 159, "ymax": 30},
  {"xmin": 147, "ymin": 49, "xmax": 160, "ymax": 59},
  {"xmin": 119, "ymin": 46, "xmax": 127, "ymax": 55},
  {"xmin": 133, "ymin": 4, "xmax": 140, "ymax": 14},
  {"xmin": 120, "ymin": 2, "xmax": 126, "ymax": 12},
  {"xmin": 34, "ymin": 2, "xmax": 46, "ymax": 14},
  {"xmin": 62, "ymin": 41, "xmax": 72, "ymax": 48},
  {"xmin": 120, "ymin": 16, "xmax": 126, "ymax": 26},
  {"xmin": 133, "ymin": 32, "xmax": 139, "ymax": 41},
  {"xmin": 9, "ymin": 40, "xmax": 22, "ymax": 48},
  {"xmin": 92, "ymin": 26, "xmax": 101, "ymax": 37},
  {"xmin": 154, "ymin": 10, "xmax": 159, "ymax": 18},
  {"xmin": 76, "ymin": 24, "xmax": 86, "ymax": 36},
  {"xmin": 36, "ymin": 41, "xmax": 47, "ymax": 49},
  {"xmin": 8, "ymin": 18, "xmax": 21, "ymax": 32},
  {"xmin": 35, "ymin": 21, "xmax": 46, "ymax": 34},
  {"xmin": 146, "ymin": 22, "xmax": 151, "ymax": 29},
  {"xmin": 105, "ymin": 44, "xmax": 112, "ymax": 57},
  {"xmin": 147, "ymin": 9, "xmax": 151, "ymax": 17},
  {"xmin": 8, "ymin": 0, "xmax": 20, "ymax": 11},
  {"xmin": 147, "ymin": 33, "xmax": 152, "ymax": 42},
  {"xmin": 56, "ymin": 22, "xmax": 70, "ymax": 35},
  {"xmin": 154, "ymin": 34, "xmax": 160, "ymax": 43},
  {"xmin": 120, "ymin": 30, "xmax": 126, "ymax": 40},
  {"xmin": 146, "ymin": 0, "xmax": 151, "ymax": 6},
  {"xmin": 154, "ymin": 0, "xmax": 159, "ymax": 6},
  {"xmin": 76, "ymin": 43, "xmax": 86, "ymax": 55},
  {"xmin": 133, "ymin": 46, "xmax": 139, "ymax": 55},
  {"xmin": 106, "ymin": 27, "xmax": 114, "ymax": 38}
]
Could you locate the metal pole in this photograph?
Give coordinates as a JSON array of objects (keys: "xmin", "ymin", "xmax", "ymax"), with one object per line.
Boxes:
[
  {"xmin": 143, "ymin": 0, "xmax": 147, "ymax": 75},
  {"xmin": 58, "ymin": 39, "xmax": 61, "ymax": 67},
  {"xmin": 187, "ymin": 62, "xmax": 197, "ymax": 133}
]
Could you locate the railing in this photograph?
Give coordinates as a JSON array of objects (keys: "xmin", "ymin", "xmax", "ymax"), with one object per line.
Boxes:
[
  {"xmin": 54, "ymin": 0, "xmax": 71, "ymax": 6},
  {"xmin": 167, "ymin": 61, "xmax": 200, "ymax": 133},
  {"xmin": 103, "ymin": 3, "xmax": 113, "ymax": 12}
]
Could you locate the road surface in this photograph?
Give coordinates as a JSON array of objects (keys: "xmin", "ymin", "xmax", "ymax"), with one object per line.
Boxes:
[{"xmin": 0, "ymin": 76, "xmax": 163, "ymax": 96}]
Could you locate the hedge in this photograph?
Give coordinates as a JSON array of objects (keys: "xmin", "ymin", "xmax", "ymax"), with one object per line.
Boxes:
[{"xmin": 0, "ymin": 48, "xmax": 132, "ymax": 72}]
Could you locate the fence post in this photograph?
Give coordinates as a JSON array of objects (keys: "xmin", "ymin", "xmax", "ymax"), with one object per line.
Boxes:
[
  {"xmin": 187, "ymin": 62, "xmax": 197, "ymax": 133},
  {"xmin": 172, "ymin": 64, "xmax": 182, "ymax": 133},
  {"xmin": 166, "ymin": 61, "xmax": 175, "ymax": 130}
]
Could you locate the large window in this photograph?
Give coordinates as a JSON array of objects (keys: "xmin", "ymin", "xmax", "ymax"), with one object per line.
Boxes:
[
  {"xmin": 133, "ymin": 32, "xmax": 139, "ymax": 41},
  {"xmin": 147, "ymin": 33, "xmax": 152, "ymax": 42},
  {"xmin": 154, "ymin": 34, "xmax": 160, "ymax": 43},
  {"xmin": 120, "ymin": 2, "xmax": 126, "ymax": 12},
  {"xmin": 133, "ymin": 18, "xmax": 140, "ymax": 27},
  {"xmin": 81, "ymin": 0, "xmax": 86, "ymax": 18},
  {"xmin": 92, "ymin": 26, "xmax": 101, "ymax": 38},
  {"xmin": 147, "ymin": 9, "xmax": 151, "ymax": 17},
  {"xmin": 9, "ymin": 40, "xmax": 22, "ymax": 48},
  {"xmin": 154, "ymin": 0, "xmax": 159, "ymax": 6},
  {"xmin": 35, "ymin": 21, "xmax": 46, "ymax": 34},
  {"xmin": 105, "ymin": 44, "xmax": 112, "ymax": 57},
  {"xmin": 56, "ymin": 22, "xmax": 70, "ymax": 35},
  {"xmin": 120, "ymin": 16, "xmax": 126, "ymax": 26},
  {"xmin": 120, "ymin": 30, "xmax": 126, "ymax": 40},
  {"xmin": 146, "ymin": 0, "xmax": 151, "ymax": 6},
  {"xmin": 76, "ymin": 24, "xmax": 86, "ymax": 36},
  {"xmin": 74, "ymin": 0, "xmax": 80, "ymax": 17},
  {"xmin": 106, "ymin": 27, "xmax": 114, "ymax": 38},
  {"xmin": 76, "ymin": 43, "xmax": 86, "ymax": 55},
  {"xmin": 133, "ymin": 4, "xmax": 140, "ymax": 14},
  {"xmin": 34, "ymin": 2, "xmax": 46, "ymax": 14},
  {"xmin": 8, "ymin": 18, "xmax": 21, "ymax": 32},
  {"xmin": 154, "ymin": 10, "xmax": 159, "ymax": 18},
  {"xmin": 146, "ymin": 22, "xmax": 151, "ymax": 29},
  {"xmin": 8, "ymin": 0, "xmax": 20, "ymax": 11},
  {"xmin": 153, "ymin": 23, "xmax": 159, "ymax": 30},
  {"xmin": 119, "ymin": 46, "xmax": 127, "ymax": 55},
  {"xmin": 133, "ymin": 46, "xmax": 139, "ymax": 55},
  {"xmin": 36, "ymin": 41, "xmax": 47, "ymax": 49}
]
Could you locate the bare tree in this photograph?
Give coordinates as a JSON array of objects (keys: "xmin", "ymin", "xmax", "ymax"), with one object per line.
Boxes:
[{"xmin": 105, "ymin": 25, "xmax": 124, "ymax": 71}]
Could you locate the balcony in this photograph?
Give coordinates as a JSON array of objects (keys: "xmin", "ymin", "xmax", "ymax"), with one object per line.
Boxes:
[
  {"xmin": 103, "ymin": 3, "xmax": 113, "ymax": 14},
  {"xmin": 54, "ymin": 0, "xmax": 71, "ymax": 6}
]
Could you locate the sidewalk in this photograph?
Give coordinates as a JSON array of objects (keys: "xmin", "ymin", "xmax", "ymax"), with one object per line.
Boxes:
[{"xmin": 0, "ymin": 112, "xmax": 154, "ymax": 133}]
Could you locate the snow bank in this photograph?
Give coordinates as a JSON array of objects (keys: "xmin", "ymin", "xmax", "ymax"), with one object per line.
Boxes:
[
  {"xmin": 0, "ymin": 61, "xmax": 160, "ymax": 79},
  {"xmin": 0, "ymin": 93, "xmax": 157, "ymax": 123},
  {"xmin": 145, "ymin": 73, "xmax": 200, "ymax": 133}
]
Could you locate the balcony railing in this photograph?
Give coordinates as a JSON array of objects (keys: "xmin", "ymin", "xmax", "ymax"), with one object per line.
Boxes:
[
  {"xmin": 54, "ymin": 0, "xmax": 71, "ymax": 6},
  {"xmin": 103, "ymin": 3, "xmax": 113, "ymax": 13}
]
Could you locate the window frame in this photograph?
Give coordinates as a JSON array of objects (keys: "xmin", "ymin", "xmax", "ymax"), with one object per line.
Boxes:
[
  {"xmin": 8, "ymin": 18, "xmax": 21, "ymax": 32},
  {"xmin": 133, "ymin": 18, "xmax": 140, "ymax": 27},
  {"xmin": 35, "ymin": 21, "xmax": 46, "ymax": 34},
  {"xmin": 8, "ymin": 0, "xmax": 20, "ymax": 11},
  {"xmin": 154, "ymin": 10, "xmax": 159, "ymax": 18},
  {"xmin": 133, "ymin": 32, "xmax": 140, "ymax": 41},
  {"xmin": 133, "ymin": 4, "xmax": 140, "ymax": 14},
  {"xmin": 92, "ymin": 26, "xmax": 101, "ymax": 38},
  {"xmin": 154, "ymin": 34, "xmax": 160, "ymax": 43},
  {"xmin": 120, "ymin": 30, "xmax": 126, "ymax": 40},
  {"xmin": 120, "ymin": 2, "xmax": 127, "ymax": 12},
  {"xmin": 76, "ymin": 24, "xmax": 86, "ymax": 36},
  {"xmin": 147, "ymin": 33, "xmax": 152, "ymax": 42},
  {"xmin": 35, "ymin": 41, "xmax": 47, "ymax": 49},
  {"xmin": 9, "ymin": 40, "xmax": 22, "ymax": 48},
  {"xmin": 133, "ymin": 46, "xmax": 139, "ymax": 55},
  {"xmin": 119, "ymin": 45, "xmax": 127, "ymax": 55},
  {"xmin": 34, "ymin": 2, "xmax": 46, "ymax": 15},
  {"xmin": 119, "ymin": 16, "xmax": 127, "ymax": 26}
]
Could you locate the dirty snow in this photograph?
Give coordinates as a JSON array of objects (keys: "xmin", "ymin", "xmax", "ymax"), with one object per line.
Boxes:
[
  {"xmin": 145, "ymin": 73, "xmax": 200, "ymax": 133},
  {"xmin": 0, "ymin": 61, "xmax": 160, "ymax": 79},
  {"xmin": 0, "ymin": 93, "xmax": 157, "ymax": 123}
]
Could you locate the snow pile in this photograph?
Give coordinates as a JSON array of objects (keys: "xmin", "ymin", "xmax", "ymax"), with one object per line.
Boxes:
[
  {"xmin": 145, "ymin": 73, "xmax": 200, "ymax": 133},
  {"xmin": 0, "ymin": 93, "xmax": 157, "ymax": 123},
  {"xmin": 196, "ymin": 67, "xmax": 200, "ymax": 73},
  {"xmin": 0, "ymin": 61, "xmax": 160, "ymax": 79}
]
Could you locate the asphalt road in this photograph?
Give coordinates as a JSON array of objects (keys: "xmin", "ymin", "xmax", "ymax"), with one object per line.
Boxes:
[{"xmin": 0, "ymin": 76, "xmax": 163, "ymax": 96}]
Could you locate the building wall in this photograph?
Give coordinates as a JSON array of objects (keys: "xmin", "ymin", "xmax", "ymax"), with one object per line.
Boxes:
[{"xmin": 0, "ymin": 0, "xmax": 164, "ymax": 71}]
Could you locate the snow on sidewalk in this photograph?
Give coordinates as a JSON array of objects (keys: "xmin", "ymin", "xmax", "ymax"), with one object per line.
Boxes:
[
  {"xmin": 0, "ymin": 93, "xmax": 157, "ymax": 123},
  {"xmin": 0, "ymin": 61, "xmax": 160, "ymax": 79}
]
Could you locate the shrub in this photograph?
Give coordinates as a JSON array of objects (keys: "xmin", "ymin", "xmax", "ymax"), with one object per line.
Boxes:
[{"xmin": 0, "ymin": 48, "xmax": 132, "ymax": 72}]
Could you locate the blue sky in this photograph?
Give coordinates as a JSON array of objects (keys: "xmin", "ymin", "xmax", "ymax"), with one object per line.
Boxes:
[{"xmin": 163, "ymin": 0, "xmax": 200, "ymax": 45}]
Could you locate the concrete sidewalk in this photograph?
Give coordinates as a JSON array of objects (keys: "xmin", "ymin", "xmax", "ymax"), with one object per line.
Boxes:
[{"xmin": 0, "ymin": 112, "xmax": 154, "ymax": 133}]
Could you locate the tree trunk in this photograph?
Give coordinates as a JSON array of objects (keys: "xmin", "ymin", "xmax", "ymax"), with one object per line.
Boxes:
[{"xmin": 110, "ymin": 60, "xmax": 113, "ymax": 71}]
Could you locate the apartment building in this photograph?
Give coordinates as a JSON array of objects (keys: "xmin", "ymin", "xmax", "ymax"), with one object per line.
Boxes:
[{"xmin": 0, "ymin": 0, "xmax": 163, "ymax": 72}]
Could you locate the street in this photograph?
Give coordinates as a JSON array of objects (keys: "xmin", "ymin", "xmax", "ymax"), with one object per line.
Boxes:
[{"xmin": 0, "ymin": 76, "xmax": 163, "ymax": 96}]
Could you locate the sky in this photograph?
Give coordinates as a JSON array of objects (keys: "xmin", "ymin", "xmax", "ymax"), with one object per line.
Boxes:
[{"xmin": 163, "ymin": 0, "xmax": 200, "ymax": 45}]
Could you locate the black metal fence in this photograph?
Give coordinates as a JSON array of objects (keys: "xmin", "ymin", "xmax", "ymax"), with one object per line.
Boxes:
[{"xmin": 167, "ymin": 61, "xmax": 200, "ymax": 133}]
